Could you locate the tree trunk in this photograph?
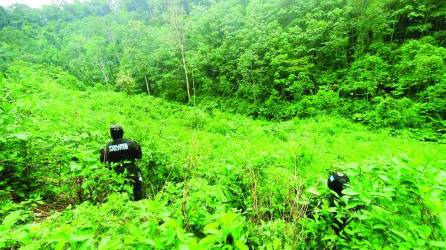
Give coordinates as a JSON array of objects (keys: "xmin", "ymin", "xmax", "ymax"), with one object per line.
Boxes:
[
  {"xmin": 191, "ymin": 70, "xmax": 196, "ymax": 106},
  {"xmin": 169, "ymin": 0, "xmax": 191, "ymax": 103},
  {"xmin": 180, "ymin": 45, "xmax": 191, "ymax": 103},
  {"xmin": 98, "ymin": 59, "xmax": 109, "ymax": 84},
  {"xmin": 144, "ymin": 75, "xmax": 151, "ymax": 96}
]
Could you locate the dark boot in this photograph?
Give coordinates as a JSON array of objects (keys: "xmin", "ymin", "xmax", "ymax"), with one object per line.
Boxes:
[{"xmin": 132, "ymin": 176, "xmax": 143, "ymax": 201}]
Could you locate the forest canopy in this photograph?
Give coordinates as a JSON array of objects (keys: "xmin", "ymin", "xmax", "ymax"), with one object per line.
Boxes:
[{"xmin": 1, "ymin": 0, "xmax": 445, "ymax": 129}]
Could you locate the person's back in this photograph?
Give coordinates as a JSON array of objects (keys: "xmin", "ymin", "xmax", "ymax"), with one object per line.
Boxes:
[
  {"xmin": 100, "ymin": 125, "xmax": 143, "ymax": 200},
  {"xmin": 101, "ymin": 138, "xmax": 142, "ymax": 173}
]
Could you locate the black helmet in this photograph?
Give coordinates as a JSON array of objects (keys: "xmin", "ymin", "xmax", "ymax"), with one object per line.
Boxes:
[
  {"xmin": 327, "ymin": 172, "xmax": 349, "ymax": 196},
  {"xmin": 110, "ymin": 125, "xmax": 124, "ymax": 140}
]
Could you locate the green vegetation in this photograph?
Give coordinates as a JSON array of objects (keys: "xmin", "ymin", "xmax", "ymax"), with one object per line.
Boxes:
[
  {"xmin": 1, "ymin": 0, "xmax": 445, "ymax": 249},
  {"xmin": 1, "ymin": 62, "xmax": 446, "ymax": 249},
  {"xmin": 1, "ymin": 0, "xmax": 445, "ymax": 128}
]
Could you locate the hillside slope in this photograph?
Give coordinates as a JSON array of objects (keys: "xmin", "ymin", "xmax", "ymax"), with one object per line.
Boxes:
[
  {"xmin": 1, "ymin": 62, "xmax": 446, "ymax": 249},
  {"xmin": 1, "ymin": 0, "xmax": 445, "ymax": 126}
]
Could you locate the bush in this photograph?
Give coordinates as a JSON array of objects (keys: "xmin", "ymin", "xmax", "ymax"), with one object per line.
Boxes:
[
  {"xmin": 395, "ymin": 38, "xmax": 446, "ymax": 97},
  {"xmin": 419, "ymin": 78, "xmax": 446, "ymax": 122},
  {"xmin": 300, "ymin": 157, "xmax": 446, "ymax": 249},
  {"xmin": 367, "ymin": 97, "xmax": 424, "ymax": 128},
  {"xmin": 288, "ymin": 90, "xmax": 341, "ymax": 118},
  {"xmin": 340, "ymin": 157, "xmax": 446, "ymax": 248},
  {"xmin": 342, "ymin": 55, "xmax": 391, "ymax": 100},
  {"xmin": 116, "ymin": 73, "xmax": 139, "ymax": 94}
]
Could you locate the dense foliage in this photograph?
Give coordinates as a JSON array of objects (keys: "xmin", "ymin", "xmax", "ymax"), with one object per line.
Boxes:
[
  {"xmin": 1, "ymin": 0, "xmax": 445, "ymax": 249},
  {"xmin": 1, "ymin": 62, "xmax": 446, "ymax": 249},
  {"xmin": 0, "ymin": 0, "xmax": 445, "ymax": 129}
]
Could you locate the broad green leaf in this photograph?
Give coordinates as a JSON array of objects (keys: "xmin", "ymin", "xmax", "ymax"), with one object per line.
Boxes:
[
  {"xmin": 11, "ymin": 133, "xmax": 30, "ymax": 140},
  {"xmin": 2, "ymin": 210, "xmax": 23, "ymax": 227},
  {"xmin": 430, "ymin": 241, "xmax": 446, "ymax": 248},
  {"xmin": 70, "ymin": 228, "xmax": 94, "ymax": 242}
]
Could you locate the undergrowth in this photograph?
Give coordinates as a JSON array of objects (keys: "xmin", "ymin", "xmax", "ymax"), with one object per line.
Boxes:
[{"xmin": 1, "ymin": 61, "xmax": 445, "ymax": 249}]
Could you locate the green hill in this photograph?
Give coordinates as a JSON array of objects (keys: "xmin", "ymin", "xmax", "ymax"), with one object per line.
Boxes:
[
  {"xmin": 1, "ymin": 61, "xmax": 445, "ymax": 249},
  {"xmin": 1, "ymin": 0, "xmax": 446, "ymax": 248}
]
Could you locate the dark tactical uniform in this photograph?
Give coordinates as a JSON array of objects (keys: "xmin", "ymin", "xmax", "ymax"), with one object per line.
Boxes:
[
  {"xmin": 327, "ymin": 172, "xmax": 350, "ymax": 234},
  {"xmin": 100, "ymin": 126, "xmax": 143, "ymax": 201},
  {"xmin": 306, "ymin": 172, "xmax": 353, "ymax": 234}
]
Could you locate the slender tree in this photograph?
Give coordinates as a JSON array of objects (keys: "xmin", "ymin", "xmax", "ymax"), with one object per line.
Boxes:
[{"xmin": 168, "ymin": 0, "xmax": 191, "ymax": 103}]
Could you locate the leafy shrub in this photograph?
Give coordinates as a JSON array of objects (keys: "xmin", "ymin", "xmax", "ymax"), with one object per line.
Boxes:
[
  {"xmin": 116, "ymin": 73, "xmax": 139, "ymax": 94},
  {"xmin": 342, "ymin": 157, "xmax": 446, "ymax": 248},
  {"xmin": 395, "ymin": 38, "xmax": 446, "ymax": 97},
  {"xmin": 0, "ymin": 190, "xmax": 249, "ymax": 249},
  {"xmin": 256, "ymin": 90, "xmax": 288, "ymax": 120},
  {"xmin": 419, "ymin": 78, "xmax": 446, "ymax": 122},
  {"xmin": 186, "ymin": 110, "xmax": 209, "ymax": 130},
  {"xmin": 300, "ymin": 157, "xmax": 446, "ymax": 249},
  {"xmin": 342, "ymin": 55, "xmax": 391, "ymax": 100},
  {"xmin": 367, "ymin": 97, "xmax": 424, "ymax": 128},
  {"xmin": 288, "ymin": 90, "xmax": 341, "ymax": 118}
]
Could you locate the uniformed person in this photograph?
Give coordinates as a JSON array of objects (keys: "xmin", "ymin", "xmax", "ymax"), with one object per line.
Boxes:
[
  {"xmin": 306, "ymin": 172, "xmax": 352, "ymax": 234},
  {"xmin": 100, "ymin": 125, "xmax": 143, "ymax": 201},
  {"xmin": 327, "ymin": 172, "xmax": 349, "ymax": 203},
  {"xmin": 327, "ymin": 172, "xmax": 350, "ymax": 234}
]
